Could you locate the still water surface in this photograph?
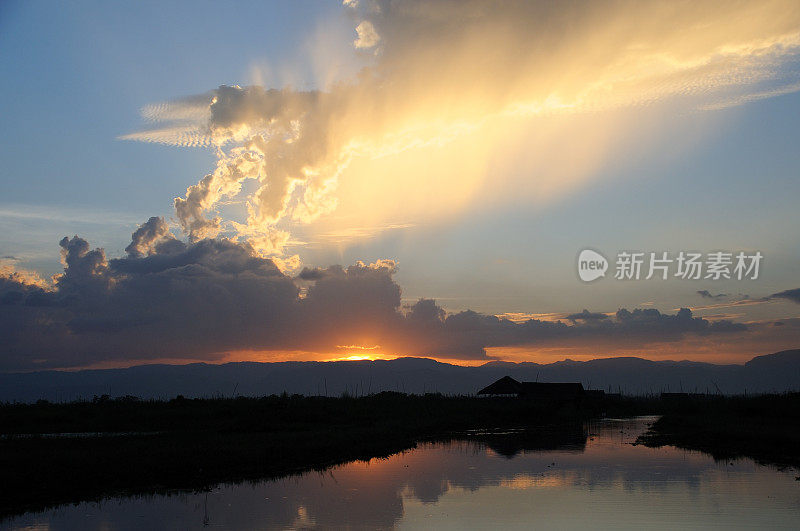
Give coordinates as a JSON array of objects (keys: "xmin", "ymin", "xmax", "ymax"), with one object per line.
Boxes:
[{"xmin": 6, "ymin": 417, "xmax": 800, "ymax": 530}]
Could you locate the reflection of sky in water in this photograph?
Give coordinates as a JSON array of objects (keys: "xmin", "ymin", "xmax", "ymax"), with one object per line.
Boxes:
[{"xmin": 6, "ymin": 417, "xmax": 800, "ymax": 530}]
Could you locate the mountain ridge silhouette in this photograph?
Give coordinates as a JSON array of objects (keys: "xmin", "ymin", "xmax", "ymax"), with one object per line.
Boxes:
[{"xmin": 1, "ymin": 350, "xmax": 798, "ymax": 402}]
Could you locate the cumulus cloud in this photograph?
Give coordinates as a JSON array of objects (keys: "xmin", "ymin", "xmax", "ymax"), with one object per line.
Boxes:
[
  {"xmin": 1, "ymin": 226, "xmax": 298, "ymax": 371},
  {"xmin": 120, "ymin": 0, "xmax": 800, "ymax": 259},
  {"xmin": 354, "ymin": 20, "xmax": 380, "ymax": 49},
  {"xmin": 0, "ymin": 221, "xmax": 754, "ymax": 371},
  {"xmin": 124, "ymin": 216, "xmax": 185, "ymax": 258}
]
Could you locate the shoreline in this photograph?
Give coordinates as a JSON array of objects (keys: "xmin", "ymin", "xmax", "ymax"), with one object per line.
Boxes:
[
  {"xmin": 0, "ymin": 393, "xmax": 605, "ymax": 518},
  {"xmin": 3, "ymin": 392, "xmax": 799, "ymax": 519},
  {"xmin": 636, "ymin": 394, "xmax": 800, "ymax": 471}
]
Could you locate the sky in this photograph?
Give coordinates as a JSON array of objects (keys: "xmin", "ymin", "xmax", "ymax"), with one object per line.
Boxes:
[{"xmin": 1, "ymin": 0, "xmax": 800, "ymax": 371}]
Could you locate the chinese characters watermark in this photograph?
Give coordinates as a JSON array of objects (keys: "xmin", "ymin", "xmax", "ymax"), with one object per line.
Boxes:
[{"xmin": 578, "ymin": 250, "xmax": 762, "ymax": 282}]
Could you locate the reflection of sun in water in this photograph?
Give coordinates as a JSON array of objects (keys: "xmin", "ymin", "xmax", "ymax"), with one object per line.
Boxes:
[{"xmin": 290, "ymin": 505, "xmax": 315, "ymax": 528}]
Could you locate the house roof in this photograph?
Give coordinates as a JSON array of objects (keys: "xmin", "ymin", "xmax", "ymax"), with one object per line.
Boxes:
[
  {"xmin": 477, "ymin": 376, "xmax": 522, "ymax": 395},
  {"xmin": 478, "ymin": 377, "xmax": 584, "ymax": 398}
]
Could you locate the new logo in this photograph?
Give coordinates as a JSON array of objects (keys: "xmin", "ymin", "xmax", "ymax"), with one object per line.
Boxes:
[{"xmin": 577, "ymin": 249, "xmax": 608, "ymax": 282}]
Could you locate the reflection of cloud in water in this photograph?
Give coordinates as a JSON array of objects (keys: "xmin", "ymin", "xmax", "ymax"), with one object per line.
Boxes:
[{"xmin": 9, "ymin": 418, "xmax": 800, "ymax": 529}]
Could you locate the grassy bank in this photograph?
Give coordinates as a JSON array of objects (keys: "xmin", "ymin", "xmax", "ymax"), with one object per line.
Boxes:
[
  {"xmin": 636, "ymin": 393, "xmax": 800, "ymax": 470},
  {"xmin": 0, "ymin": 391, "xmax": 615, "ymax": 435}
]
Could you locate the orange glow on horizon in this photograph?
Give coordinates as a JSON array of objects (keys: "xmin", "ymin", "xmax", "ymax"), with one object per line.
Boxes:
[
  {"xmin": 48, "ymin": 316, "xmax": 800, "ymax": 373},
  {"xmin": 59, "ymin": 348, "xmax": 774, "ymax": 373}
]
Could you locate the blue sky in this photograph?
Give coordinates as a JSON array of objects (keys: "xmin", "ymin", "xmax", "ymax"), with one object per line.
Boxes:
[
  {"xmin": 1, "ymin": 3, "xmax": 291, "ymax": 253},
  {"xmin": 1, "ymin": 1, "xmax": 799, "ymax": 367},
  {"xmin": 2, "ymin": 1, "xmax": 799, "ymax": 305}
]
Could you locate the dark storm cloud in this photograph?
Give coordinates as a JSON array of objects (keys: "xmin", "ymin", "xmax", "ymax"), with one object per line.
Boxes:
[
  {"xmin": 0, "ymin": 227, "xmax": 299, "ymax": 371},
  {"xmin": 0, "ymin": 275, "xmax": 51, "ymax": 307},
  {"xmin": 565, "ymin": 309, "xmax": 609, "ymax": 321},
  {"xmin": 697, "ymin": 290, "xmax": 728, "ymax": 299},
  {"xmin": 614, "ymin": 307, "xmax": 746, "ymax": 336},
  {"xmin": 297, "ymin": 267, "xmax": 326, "ymax": 281},
  {"xmin": 769, "ymin": 288, "xmax": 800, "ymax": 304},
  {"xmin": 0, "ymin": 219, "xmax": 750, "ymax": 371},
  {"xmin": 393, "ymin": 305, "xmax": 747, "ymax": 360}
]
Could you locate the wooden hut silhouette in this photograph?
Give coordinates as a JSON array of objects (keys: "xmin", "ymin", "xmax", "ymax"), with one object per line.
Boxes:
[{"xmin": 478, "ymin": 376, "xmax": 584, "ymax": 400}]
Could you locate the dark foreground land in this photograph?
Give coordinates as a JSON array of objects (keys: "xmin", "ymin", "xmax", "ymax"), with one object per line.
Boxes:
[
  {"xmin": 636, "ymin": 393, "xmax": 800, "ymax": 470},
  {"xmin": 1, "ymin": 392, "xmax": 799, "ymax": 519},
  {"xmin": 0, "ymin": 392, "xmax": 622, "ymax": 519}
]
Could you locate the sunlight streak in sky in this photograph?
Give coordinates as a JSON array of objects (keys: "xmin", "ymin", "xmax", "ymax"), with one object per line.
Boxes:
[{"xmin": 120, "ymin": 0, "xmax": 800, "ymax": 265}]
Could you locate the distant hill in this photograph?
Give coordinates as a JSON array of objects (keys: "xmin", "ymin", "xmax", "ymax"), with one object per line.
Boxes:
[
  {"xmin": 0, "ymin": 350, "xmax": 798, "ymax": 402},
  {"xmin": 745, "ymin": 349, "xmax": 800, "ymax": 368}
]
